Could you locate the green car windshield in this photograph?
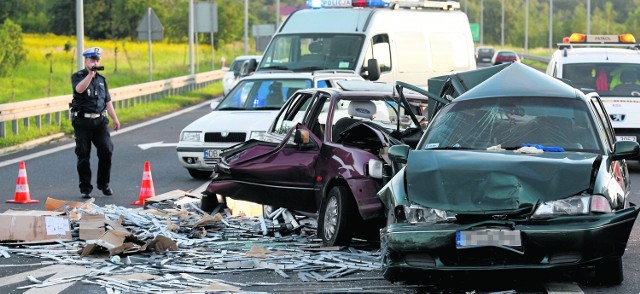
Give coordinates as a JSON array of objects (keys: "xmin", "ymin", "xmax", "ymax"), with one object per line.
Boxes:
[{"xmin": 420, "ymin": 96, "xmax": 602, "ymax": 153}]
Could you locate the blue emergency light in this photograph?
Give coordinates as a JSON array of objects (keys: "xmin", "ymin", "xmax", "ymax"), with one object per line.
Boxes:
[{"xmin": 306, "ymin": 0, "xmax": 390, "ymax": 8}]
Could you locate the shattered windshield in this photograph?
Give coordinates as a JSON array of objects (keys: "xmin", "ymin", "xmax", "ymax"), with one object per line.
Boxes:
[
  {"xmin": 564, "ymin": 63, "xmax": 640, "ymax": 97},
  {"xmin": 258, "ymin": 34, "xmax": 365, "ymax": 72},
  {"xmin": 420, "ymin": 97, "xmax": 602, "ymax": 153}
]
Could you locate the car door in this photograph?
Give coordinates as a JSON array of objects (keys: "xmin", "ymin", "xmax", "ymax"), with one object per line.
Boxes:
[{"xmin": 227, "ymin": 92, "xmax": 328, "ymax": 212}]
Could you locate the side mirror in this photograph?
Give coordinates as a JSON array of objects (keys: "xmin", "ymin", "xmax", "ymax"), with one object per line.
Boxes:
[
  {"xmin": 388, "ymin": 144, "xmax": 410, "ymax": 164},
  {"xmin": 210, "ymin": 101, "xmax": 220, "ymax": 110},
  {"xmin": 612, "ymin": 140, "xmax": 640, "ymax": 161},
  {"xmin": 239, "ymin": 59, "xmax": 258, "ymax": 77},
  {"xmin": 364, "ymin": 59, "xmax": 380, "ymax": 81}
]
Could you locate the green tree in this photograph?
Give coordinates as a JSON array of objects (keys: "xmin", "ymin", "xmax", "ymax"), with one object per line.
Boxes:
[
  {"xmin": 48, "ymin": 0, "xmax": 75, "ymax": 35},
  {"xmin": 0, "ymin": 19, "xmax": 27, "ymax": 78},
  {"xmin": 215, "ymin": 0, "xmax": 244, "ymax": 46},
  {"xmin": 624, "ymin": 0, "xmax": 640, "ymax": 35}
]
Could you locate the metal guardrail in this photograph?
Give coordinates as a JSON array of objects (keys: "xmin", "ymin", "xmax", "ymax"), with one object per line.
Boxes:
[
  {"xmin": 0, "ymin": 70, "xmax": 225, "ymax": 138},
  {"xmin": 520, "ymin": 53, "xmax": 550, "ymax": 64}
]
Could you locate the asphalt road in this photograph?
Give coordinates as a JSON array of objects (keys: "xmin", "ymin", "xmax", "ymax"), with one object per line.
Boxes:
[{"xmin": 0, "ymin": 94, "xmax": 640, "ymax": 293}]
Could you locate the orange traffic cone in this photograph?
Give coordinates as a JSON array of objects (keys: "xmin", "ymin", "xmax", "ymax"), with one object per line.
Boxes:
[
  {"xmin": 132, "ymin": 161, "xmax": 155, "ymax": 206},
  {"xmin": 7, "ymin": 161, "xmax": 39, "ymax": 204}
]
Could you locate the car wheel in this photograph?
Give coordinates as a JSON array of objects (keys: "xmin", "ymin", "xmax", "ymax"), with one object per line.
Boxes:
[
  {"xmin": 318, "ymin": 186, "xmax": 356, "ymax": 246},
  {"xmin": 188, "ymin": 168, "xmax": 212, "ymax": 179},
  {"xmin": 594, "ymin": 256, "xmax": 623, "ymax": 285}
]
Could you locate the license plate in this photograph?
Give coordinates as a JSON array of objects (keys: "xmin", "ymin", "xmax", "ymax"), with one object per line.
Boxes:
[
  {"xmin": 456, "ymin": 229, "xmax": 522, "ymax": 248},
  {"xmin": 482, "ymin": 58, "xmax": 490, "ymax": 62},
  {"xmin": 204, "ymin": 149, "xmax": 220, "ymax": 159},
  {"xmin": 616, "ymin": 136, "xmax": 637, "ymax": 142}
]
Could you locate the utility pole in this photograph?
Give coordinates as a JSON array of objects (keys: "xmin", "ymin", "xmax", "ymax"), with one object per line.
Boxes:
[
  {"xmin": 501, "ymin": 0, "xmax": 504, "ymax": 48},
  {"xmin": 189, "ymin": 0, "xmax": 194, "ymax": 76},
  {"xmin": 525, "ymin": 0, "xmax": 528, "ymax": 52},
  {"xmin": 586, "ymin": 0, "xmax": 591, "ymax": 34},
  {"xmin": 75, "ymin": 0, "xmax": 84, "ymax": 71},
  {"xmin": 244, "ymin": 0, "xmax": 248, "ymax": 55},
  {"xmin": 549, "ymin": 0, "xmax": 553, "ymax": 54},
  {"xmin": 480, "ymin": 0, "xmax": 484, "ymax": 46},
  {"xmin": 276, "ymin": 0, "xmax": 280, "ymax": 30}
]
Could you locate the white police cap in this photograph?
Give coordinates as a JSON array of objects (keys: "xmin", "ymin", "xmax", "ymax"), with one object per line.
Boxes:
[{"xmin": 82, "ymin": 47, "xmax": 102, "ymax": 59}]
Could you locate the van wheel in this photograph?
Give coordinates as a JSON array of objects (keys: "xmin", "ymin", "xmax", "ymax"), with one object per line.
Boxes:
[
  {"xmin": 188, "ymin": 169, "xmax": 212, "ymax": 179},
  {"xmin": 594, "ymin": 257, "xmax": 623, "ymax": 285},
  {"xmin": 318, "ymin": 186, "xmax": 356, "ymax": 246}
]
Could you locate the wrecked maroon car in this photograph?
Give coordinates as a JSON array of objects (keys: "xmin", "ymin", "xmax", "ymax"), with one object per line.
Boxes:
[{"xmin": 202, "ymin": 81, "xmax": 428, "ymax": 245}]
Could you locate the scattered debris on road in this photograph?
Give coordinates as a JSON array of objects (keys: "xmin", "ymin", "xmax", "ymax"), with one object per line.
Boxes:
[{"xmin": 0, "ymin": 190, "xmax": 386, "ymax": 293}]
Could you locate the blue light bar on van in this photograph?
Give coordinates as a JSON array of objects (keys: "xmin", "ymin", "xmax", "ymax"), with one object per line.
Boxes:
[
  {"xmin": 352, "ymin": 0, "xmax": 390, "ymax": 7},
  {"xmin": 306, "ymin": 0, "xmax": 390, "ymax": 8}
]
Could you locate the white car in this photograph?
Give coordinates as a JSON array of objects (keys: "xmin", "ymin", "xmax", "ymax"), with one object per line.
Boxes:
[
  {"xmin": 177, "ymin": 70, "xmax": 364, "ymax": 179},
  {"xmin": 546, "ymin": 33, "xmax": 640, "ymax": 142},
  {"xmin": 223, "ymin": 55, "xmax": 262, "ymax": 95}
]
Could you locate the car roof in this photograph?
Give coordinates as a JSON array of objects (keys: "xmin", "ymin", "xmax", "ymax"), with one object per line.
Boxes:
[
  {"xmin": 295, "ymin": 81, "xmax": 428, "ymax": 101},
  {"xmin": 455, "ymin": 62, "xmax": 580, "ymax": 101},
  {"xmin": 552, "ymin": 47, "xmax": 640, "ymax": 63},
  {"xmin": 233, "ymin": 55, "xmax": 262, "ymax": 61},
  {"xmin": 240, "ymin": 70, "xmax": 362, "ymax": 81}
]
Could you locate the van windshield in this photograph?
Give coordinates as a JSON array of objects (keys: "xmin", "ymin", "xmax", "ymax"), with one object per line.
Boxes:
[
  {"xmin": 258, "ymin": 34, "xmax": 365, "ymax": 72},
  {"xmin": 563, "ymin": 63, "xmax": 640, "ymax": 97}
]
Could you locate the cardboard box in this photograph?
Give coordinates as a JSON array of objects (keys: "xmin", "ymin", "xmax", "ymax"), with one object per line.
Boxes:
[{"xmin": 0, "ymin": 210, "xmax": 72, "ymax": 244}]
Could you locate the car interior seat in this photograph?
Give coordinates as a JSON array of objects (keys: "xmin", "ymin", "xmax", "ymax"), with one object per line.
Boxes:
[
  {"xmin": 332, "ymin": 100, "xmax": 377, "ymax": 142},
  {"xmin": 265, "ymin": 83, "xmax": 283, "ymax": 106},
  {"xmin": 614, "ymin": 70, "xmax": 640, "ymax": 93}
]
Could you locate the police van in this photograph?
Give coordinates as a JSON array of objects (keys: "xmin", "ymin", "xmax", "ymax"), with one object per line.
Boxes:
[
  {"xmin": 245, "ymin": 0, "xmax": 475, "ymax": 88},
  {"xmin": 546, "ymin": 33, "xmax": 640, "ymax": 142}
]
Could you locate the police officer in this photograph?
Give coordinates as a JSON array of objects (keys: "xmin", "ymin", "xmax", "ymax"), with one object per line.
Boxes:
[{"xmin": 71, "ymin": 47, "xmax": 121, "ymax": 199}]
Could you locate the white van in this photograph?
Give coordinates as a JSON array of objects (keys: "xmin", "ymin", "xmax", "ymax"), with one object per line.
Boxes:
[{"xmin": 251, "ymin": 0, "xmax": 475, "ymax": 88}]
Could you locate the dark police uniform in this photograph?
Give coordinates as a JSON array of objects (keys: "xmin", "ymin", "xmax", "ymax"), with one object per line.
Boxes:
[{"xmin": 71, "ymin": 68, "xmax": 113, "ymax": 196}]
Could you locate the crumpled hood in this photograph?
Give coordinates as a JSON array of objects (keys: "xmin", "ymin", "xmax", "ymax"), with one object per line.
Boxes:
[
  {"xmin": 405, "ymin": 150, "xmax": 599, "ymax": 213},
  {"xmin": 183, "ymin": 110, "xmax": 279, "ymax": 132}
]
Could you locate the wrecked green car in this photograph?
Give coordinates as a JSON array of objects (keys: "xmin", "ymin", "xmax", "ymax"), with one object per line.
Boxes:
[{"xmin": 379, "ymin": 62, "xmax": 640, "ymax": 285}]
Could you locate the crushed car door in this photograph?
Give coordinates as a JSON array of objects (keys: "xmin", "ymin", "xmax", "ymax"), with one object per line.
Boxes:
[{"xmin": 228, "ymin": 92, "xmax": 327, "ymax": 212}]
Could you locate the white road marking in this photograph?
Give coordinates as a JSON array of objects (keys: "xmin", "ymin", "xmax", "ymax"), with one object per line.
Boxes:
[{"xmin": 137, "ymin": 141, "xmax": 179, "ymax": 150}]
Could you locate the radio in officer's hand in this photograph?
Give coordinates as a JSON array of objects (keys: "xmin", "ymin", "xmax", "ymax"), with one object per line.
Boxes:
[{"xmin": 91, "ymin": 66, "xmax": 104, "ymax": 71}]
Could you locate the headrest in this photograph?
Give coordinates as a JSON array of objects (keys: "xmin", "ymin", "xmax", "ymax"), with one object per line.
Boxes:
[
  {"xmin": 621, "ymin": 70, "xmax": 637, "ymax": 83},
  {"xmin": 348, "ymin": 100, "xmax": 376, "ymax": 119}
]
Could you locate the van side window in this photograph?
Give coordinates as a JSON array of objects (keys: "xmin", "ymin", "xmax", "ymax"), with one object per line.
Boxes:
[{"xmin": 365, "ymin": 34, "xmax": 391, "ymax": 73}]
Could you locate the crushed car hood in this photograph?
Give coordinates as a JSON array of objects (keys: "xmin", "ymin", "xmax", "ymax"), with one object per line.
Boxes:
[{"xmin": 405, "ymin": 150, "xmax": 599, "ymax": 213}]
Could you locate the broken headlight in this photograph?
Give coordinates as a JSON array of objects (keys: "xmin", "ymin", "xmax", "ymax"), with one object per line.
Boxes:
[
  {"xmin": 532, "ymin": 195, "xmax": 612, "ymax": 218},
  {"xmin": 395, "ymin": 204, "xmax": 453, "ymax": 224},
  {"xmin": 181, "ymin": 131, "xmax": 202, "ymax": 142}
]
